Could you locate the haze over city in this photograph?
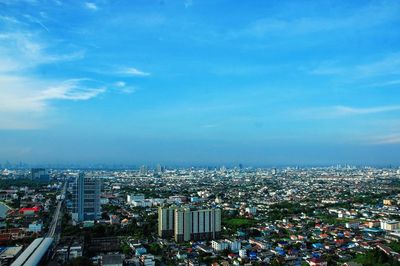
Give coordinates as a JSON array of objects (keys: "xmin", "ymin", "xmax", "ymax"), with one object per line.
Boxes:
[{"xmin": 1, "ymin": 0, "xmax": 400, "ymax": 166}]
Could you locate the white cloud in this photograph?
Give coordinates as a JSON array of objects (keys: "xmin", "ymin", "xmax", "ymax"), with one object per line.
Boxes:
[
  {"xmin": 333, "ymin": 105, "xmax": 400, "ymax": 115},
  {"xmin": 36, "ymin": 79, "xmax": 106, "ymax": 101},
  {"xmin": 367, "ymin": 79, "xmax": 400, "ymax": 88},
  {"xmin": 299, "ymin": 104, "xmax": 400, "ymax": 119},
  {"xmin": 0, "ymin": 32, "xmax": 84, "ymax": 73},
  {"xmin": 369, "ymin": 134, "xmax": 400, "ymax": 145},
  {"xmin": 84, "ymin": 2, "xmax": 98, "ymax": 11},
  {"xmin": 0, "ymin": 76, "xmax": 105, "ymax": 110},
  {"xmin": 113, "ymin": 81, "xmax": 137, "ymax": 94},
  {"xmin": 230, "ymin": 1, "xmax": 400, "ymax": 38},
  {"xmin": 308, "ymin": 53, "xmax": 400, "ymax": 80},
  {"xmin": 120, "ymin": 67, "xmax": 150, "ymax": 77},
  {"xmin": 0, "ymin": 21, "xmax": 102, "ymax": 129},
  {"xmin": 356, "ymin": 54, "xmax": 400, "ymax": 78},
  {"xmin": 201, "ymin": 124, "xmax": 218, "ymax": 129},
  {"xmin": 114, "ymin": 81, "xmax": 126, "ymax": 87}
]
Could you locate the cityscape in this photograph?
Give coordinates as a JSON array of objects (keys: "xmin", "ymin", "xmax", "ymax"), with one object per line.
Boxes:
[
  {"xmin": 0, "ymin": 166, "xmax": 399, "ymax": 265},
  {"xmin": 1, "ymin": 0, "xmax": 400, "ymax": 266}
]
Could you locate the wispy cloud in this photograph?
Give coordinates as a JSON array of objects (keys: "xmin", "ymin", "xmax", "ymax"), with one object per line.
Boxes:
[
  {"xmin": 84, "ymin": 2, "xmax": 98, "ymax": 11},
  {"xmin": 201, "ymin": 124, "xmax": 219, "ymax": 129},
  {"xmin": 0, "ymin": 32, "xmax": 84, "ymax": 73},
  {"xmin": 369, "ymin": 134, "xmax": 400, "ymax": 145},
  {"xmin": 0, "ymin": 77, "xmax": 105, "ymax": 110},
  {"xmin": 113, "ymin": 81, "xmax": 136, "ymax": 94},
  {"xmin": 0, "ymin": 76, "xmax": 106, "ymax": 129},
  {"xmin": 120, "ymin": 67, "xmax": 150, "ymax": 77},
  {"xmin": 0, "ymin": 15, "xmax": 103, "ymax": 129},
  {"xmin": 308, "ymin": 53, "xmax": 400, "ymax": 80},
  {"xmin": 333, "ymin": 105, "xmax": 400, "ymax": 115},
  {"xmin": 229, "ymin": 1, "xmax": 400, "ymax": 39},
  {"xmin": 115, "ymin": 81, "xmax": 126, "ymax": 87},
  {"xmin": 23, "ymin": 14, "xmax": 50, "ymax": 32},
  {"xmin": 365, "ymin": 79, "xmax": 400, "ymax": 88},
  {"xmin": 299, "ymin": 104, "xmax": 400, "ymax": 119},
  {"xmin": 36, "ymin": 79, "xmax": 106, "ymax": 101}
]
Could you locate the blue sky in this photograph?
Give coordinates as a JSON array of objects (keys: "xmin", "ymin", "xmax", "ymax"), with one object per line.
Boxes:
[{"xmin": 1, "ymin": 0, "xmax": 400, "ymax": 166}]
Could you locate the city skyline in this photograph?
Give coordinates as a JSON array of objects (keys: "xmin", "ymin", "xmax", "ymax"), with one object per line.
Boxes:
[{"xmin": 1, "ymin": 0, "xmax": 400, "ymax": 165}]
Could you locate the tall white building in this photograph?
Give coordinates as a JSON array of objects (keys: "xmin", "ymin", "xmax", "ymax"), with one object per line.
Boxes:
[
  {"xmin": 158, "ymin": 206, "xmax": 175, "ymax": 238},
  {"xmin": 72, "ymin": 173, "xmax": 101, "ymax": 222}
]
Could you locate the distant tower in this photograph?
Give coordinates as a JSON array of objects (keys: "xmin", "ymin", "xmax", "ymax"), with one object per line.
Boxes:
[
  {"xmin": 156, "ymin": 164, "xmax": 163, "ymax": 174},
  {"xmin": 139, "ymin": 165, "xmax": 148, "ymax": 176},
  {"xmin": 31, "ymin": 168, "xmax": 50, "ymax": 182},
  {"xmin": 72, "ymin": 173, "xmax": 101, "ymax": 222},
  {"xmin": 220, "ymin": 165, "xmax": 227, "ymax": 173}
]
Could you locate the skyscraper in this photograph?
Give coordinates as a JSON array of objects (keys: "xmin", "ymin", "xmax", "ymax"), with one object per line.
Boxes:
[
  {"xmin": 158, "ymin": 206, "xmax": 221, "ymax": 242},
  {"xmin": 71, "ymin": 173, "xmax": 101, "ymax": 222},
  {"xmin": 139, "ymin": 165, "xmax": 148, "ymax": 176},
  {"xmin": 156, "ymin": 164, "xmax": 164, "ymax": 174}
]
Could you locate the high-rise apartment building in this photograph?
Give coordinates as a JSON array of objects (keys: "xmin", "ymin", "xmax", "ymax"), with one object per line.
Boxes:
[
  {"xmin": 71, "ymin": 173, "xmax": 101, "ymax": 222},
  {"xmin": 158, "ymin": 206, "xmax": 221, "ymax": 242},
  {"xmin": 158, "ymin": 206, "xmax": 175, "ymax": 238}
]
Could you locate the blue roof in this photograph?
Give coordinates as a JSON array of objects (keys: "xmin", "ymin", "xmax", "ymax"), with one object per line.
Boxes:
[
  {"xmin": 249, "ymin": 251, "xmax": 257, "ymax": 259},
  {"xmin": 312, "ymin": 243, "xmax": 324, "ymax": 249},
  {"xmin": 363, "ymin": 228, "xmax": 383, "ymax": 233}
]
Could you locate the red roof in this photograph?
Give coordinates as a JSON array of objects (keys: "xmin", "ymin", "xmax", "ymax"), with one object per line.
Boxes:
[
  {"xmin": 19, "ymin": 206, "xmax": 40, "ymax": 213},
  {"xmin": 310, "ymin": 257, "xmax": 323, "ymax": 262}
]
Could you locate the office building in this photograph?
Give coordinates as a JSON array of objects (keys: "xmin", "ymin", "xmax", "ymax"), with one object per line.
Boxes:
[
  {"xmin": 72, "ymin": 173, "xmax": 101, "ymax": 222},
  {"xmin": 158, "ymin": 206, "xmax": 221, "ymax": 242},
  {"xmin": 31, "ymin": 168, "xmax": 50, "ymax": 181}
]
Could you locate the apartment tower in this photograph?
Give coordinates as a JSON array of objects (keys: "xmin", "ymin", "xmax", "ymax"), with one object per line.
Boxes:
[{"xmin": 158, "ymin": 206, "xmax": 221, "ymax": 242}]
